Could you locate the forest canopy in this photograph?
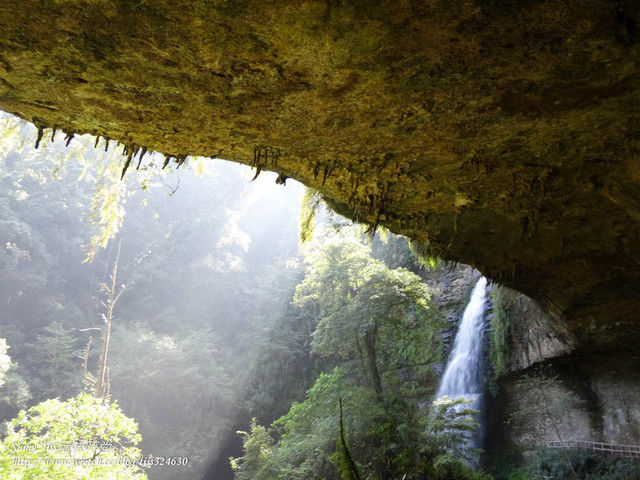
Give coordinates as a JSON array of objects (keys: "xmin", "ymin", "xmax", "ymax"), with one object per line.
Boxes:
[{"xmin": 0, "ymin": 112, "xmax": 500, "ymax": 480}]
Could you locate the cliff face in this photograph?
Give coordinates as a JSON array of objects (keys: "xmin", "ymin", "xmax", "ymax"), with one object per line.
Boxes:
[
  {"xmin": 490, "ymin": 288, "xmax": 575, "ymax": 375},
  {"xmin": 487, "ymin": 288, "xmax": 640, "ymax": 459},
  {"xmin": 488, "ymin": 354, "xmax": 640, "ymax": 455},
  {"xmin": 425, "ymin": 265, "xmax": 482, "ymax": 376},
  {"xmin": 1, "ymin": 1, "xmax": 640, "ymax": 353}
]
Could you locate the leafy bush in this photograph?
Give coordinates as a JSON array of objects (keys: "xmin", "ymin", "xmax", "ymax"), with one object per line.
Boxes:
[
  {"xmin": 231, "ymin": 372, "xmax": 494, "ymax": 480},
  {"xmin": 0, "ymin": 392, "xmax": 147, "ymax": 479},
  {"xmin": 484, "ymin": 452, "xmax": 533, "ymax": 480},
  {"xmin": 530, "ymin": 447, "xmax": 640, "ymax": 480}
]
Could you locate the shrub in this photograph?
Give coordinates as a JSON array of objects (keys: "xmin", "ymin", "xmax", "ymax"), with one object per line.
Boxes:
[{"xmin": 530, "ymin": 447, "xmax": 640, "ymax": 480}]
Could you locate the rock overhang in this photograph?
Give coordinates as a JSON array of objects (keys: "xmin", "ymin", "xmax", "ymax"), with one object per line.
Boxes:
[{"xmin": 0, "ymin": 0, "xmax": 639, "ymax": 352}]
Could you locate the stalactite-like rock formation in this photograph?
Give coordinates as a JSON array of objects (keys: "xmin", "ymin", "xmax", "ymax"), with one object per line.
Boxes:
[{"xmin": 0, "ymin": 1, "xmax": 639, "ymax": 352}]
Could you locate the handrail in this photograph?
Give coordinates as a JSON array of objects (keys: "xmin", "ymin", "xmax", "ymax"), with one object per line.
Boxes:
[{"xmin": 547, "ymin": 440, "xmax": 640, "ymax": 458}]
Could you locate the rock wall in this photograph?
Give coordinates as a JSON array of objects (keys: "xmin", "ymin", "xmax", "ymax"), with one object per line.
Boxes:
[
  {"xmin": 426, "ymin": 264, "xmax": 480, "ymax": 366},
  {"xmin": 488, "ymin": 354, "xmax": 640, "ymax": 455},
  {"xmin": 487, "ymin": 287, "xmax": 640, "ymax": 461},
  {"xmin": 490, "ymin": 288, "xmax": 575, "ymax": 375}
]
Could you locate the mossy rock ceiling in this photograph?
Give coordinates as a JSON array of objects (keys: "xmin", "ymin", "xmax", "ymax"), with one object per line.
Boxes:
[{"xmin": 0, "ymin": 1, "xmax": 639, "ymax": 353}]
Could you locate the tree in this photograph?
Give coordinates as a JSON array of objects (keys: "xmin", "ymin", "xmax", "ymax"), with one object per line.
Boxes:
[
  {"xmin": 0, "ymin": 339, "xmax": 10, "ymax": 387},
  {"xmin": 510, "ymin": 366, "xmax": 584, "ymax": 477},
  {"xmin": 231, "ymin": 228, "xmax": 493, "ymax": 479},
  {"xmin": 231, "ymin": 368, "xmax": 375, "ymax": 480},
  {"xmin": 294, "ymin": 228, "xmax": 430, "ymax": 397},
  {"xmin": 231, "ymin": 370, "xmax": 490, "ymax": 480},
  {"xmin": 426, "ymin": 396, "xmax": 482, "ymax": 464},
  {"xmin": 107, "ymin": 322, "xmax": 236, "ymax": 472},
  {"xmin": 95, "ymin": 240, "xmax": 125, "ymax": 399},
  {"xmin": 1, "ymin": 111, "xmax": 315, "ymax": 479},
  {"xmin": 23, "ymin": 322, "xmax": 81, "ymax": 402},
  {"xmin": 229, "ymin": 420, "xmax": 278, "ymax": 480},
  {"xmin": 0, "ymin": 339, "xmax": 31, "ymax": 427},
  {"xmin": 0, "ymin": 392, "xmax": 148, "ymax": 479}
]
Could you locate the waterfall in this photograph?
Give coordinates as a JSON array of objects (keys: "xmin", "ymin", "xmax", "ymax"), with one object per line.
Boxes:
[{"xmin": 436, "ymin": 276, "xmax": 488, "ymax": 448}]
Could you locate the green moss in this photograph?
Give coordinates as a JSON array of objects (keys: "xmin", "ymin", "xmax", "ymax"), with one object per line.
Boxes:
[
  {"xmin": 2, "ymin": 0, "xmax": 640, "ymax": 355},
  {"xmin": 408, "ymin": 239, "xmax": 441, "ymax": 271},
  {"xmin": 489, "ymin": 285, "xmax": 518, "ymax": 387},
  {"xmin": 298, "ymin": 187, "xmax": 322, "ymax": 244}
]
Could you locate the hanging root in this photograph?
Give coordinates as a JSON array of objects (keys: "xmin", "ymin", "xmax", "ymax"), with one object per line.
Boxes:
[
  {"xmin": 175, "ymin": 154, "xmax": 188, "ymax": 168},
  {"xmin": 34, "ymin": 125, "xmax": 44, "ymax": 149},
  {"xmin": 363, "ymin": 222, "xmax": 379, "ymax": 237},
  {"xmin": 251, "ymin": 165, "xmax": 262, "ymax": 181},
  {"xmin": 136, "ymin": 147, "xmax": 148, "ymax": 169},
  {"xmin": 120, "ymin": 149, "xmax": 134, "ymax": 180},
  {"xmin": 454, "ymin": 211, "xmax": 461, "ymax": 233}
]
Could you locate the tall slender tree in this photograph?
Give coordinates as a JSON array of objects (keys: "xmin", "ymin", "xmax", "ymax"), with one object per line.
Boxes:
[{"xmin": 96, "ymin": 241, "xmax": 125, "ymax": 400}]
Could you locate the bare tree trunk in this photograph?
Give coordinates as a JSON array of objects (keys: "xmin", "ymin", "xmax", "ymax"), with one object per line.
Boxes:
[
  {"xmin": 363, "ymin": 322, "xmax": 382, "ymax": 398},
  {"xmin": 354, "ymin": 328, "xmax": 368, "ymax": 384},
  {"xmin": 96, "ymin": 241, "xmax": 125, "ymax": 400}
]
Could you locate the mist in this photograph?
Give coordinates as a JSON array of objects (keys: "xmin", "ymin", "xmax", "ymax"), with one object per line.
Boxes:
[
  {"xmin": 0, "ymin": 112, "xmax": 307, "ymax": 479},
  {"xmin": 1, "ymin": 112, "xmax": 577, "ymax": 480}
]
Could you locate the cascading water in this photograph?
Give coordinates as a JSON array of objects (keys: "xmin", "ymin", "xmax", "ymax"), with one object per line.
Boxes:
[{"xmin": 436, "ymin": 276, "xmax": 488, "ymax": 448}]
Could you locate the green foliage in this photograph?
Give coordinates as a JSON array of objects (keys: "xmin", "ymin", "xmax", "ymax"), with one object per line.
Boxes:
[
  {"xmin": 232, "ymin": 230, "xmax": 490, "ymax": 480},
  {"xmin": 294, "ymin": 228, "xmax": 432, "ymax": 397},
  {"xmin": 108, "ymin": 323, "xmax": 235, "ymax": 462},
  {"xmin": 485, "ymin": 452, "xmax": 533, "ymax": 480},
  {"xmin": 0, "ymin": 111, "xmax": 170, "ymax": 263},
  {"xmin": 0, "ymin": 340, "xmax": 31, "ymax": 427},
  {"xmin": 232, "ymin": 375, "xmax": 491, "ymax": 479},
  {"xmin": 505, "ymin": 469, "xmax": 533, "ymax": 480},
  {"xmin": 408, "ymin": 239, "xmax": 442, "ymax": 271},
  {"xmin": 299, "ymin": 187, "xmax": 324, "ymax": 244},
  {"xmin": 0, "ymin": 112, "xmax": 120, "ymax": 262},
  {"xmin": 232, "ymin": 228, "xmax": 496, "ymax": 480},
  {"xmin": 488, "ymin": 285, "xmax": 518, "ymax": 387},
  {"xmin": 0, "ymin": 111, "xmax": 496, "ymax": 479},
  {"xmin": 230, "ymin": 420, "xmax": 278, "ymax": 480},
  {"xmin": 333, "ymin": 397, "xmax": 362, "ymax": 480},
  {"xmin": 0, "ymin": 392, "xmax": 147, "ymax": 479},
  {"xmin": 84, "ymin": 152, "xmax": 127, "ymax": 262},
  {"xmin": 274, "ymin": 369, "xmax": 360, "ymax": 479},
  {"xmin": 369, "ymin": 234, "xmax": 424, "ymax": 273},
  {"xmin": 0, "ymin": 111, "xmax": 308, "ymax": 478},
  {"xmin": 232, "ymin": 369, "xmax": 376, "ymax": 479},
  {"xmin": 429, "ymin": 456, "xmax": 493, "ymax": 480},
  {"xmin": 0, "ymin": 339, "xmax": 10, "ymax": 387},
  {"xmin": 23, "ymin": 322, "xmax": 81, "ymax": 402},
  {"xmin": 0, "ymin": 365, "xmax": 32, "ymax": 425},
  {"xmin": 427, "ymin": 396, "xmax": 481, "ymax": 463},
  {"xmin": 243, "ymin": 300, "xmax": 322, "ymax": 422},
  {"xmin": 530, "ymin": 448, "xmax": 640, "ymax": 480}
]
